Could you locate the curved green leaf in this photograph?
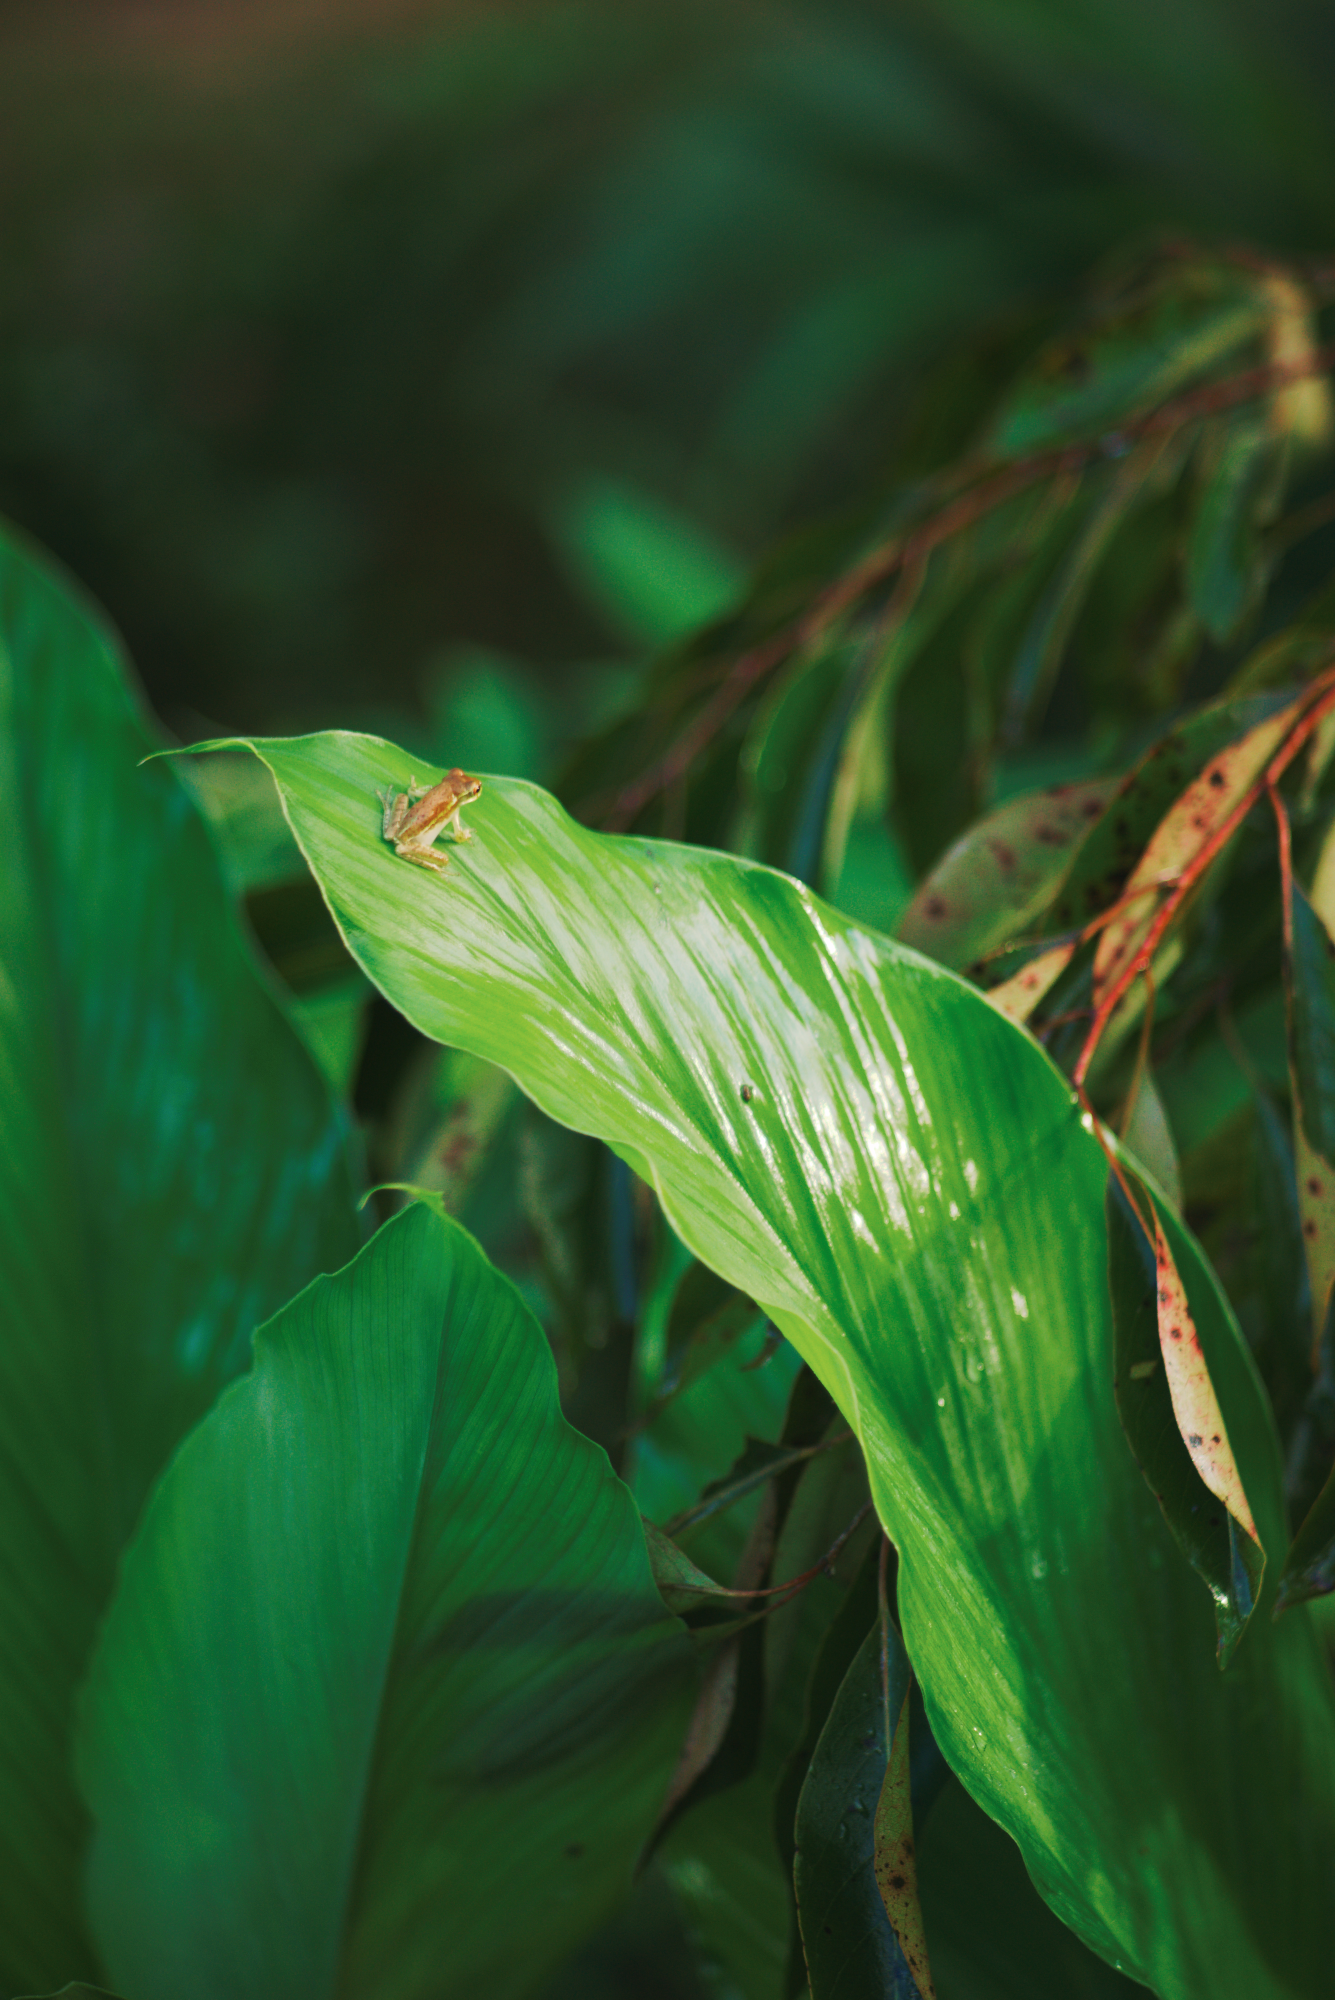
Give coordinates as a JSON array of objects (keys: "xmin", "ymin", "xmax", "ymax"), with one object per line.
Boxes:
[
  {"xmin": 0, "ymin": 530, "xmax": 360, "ymax": 1993},
  {"xmin": 77, "ymin": 1203, "xmax": 694, "ymax": 2000},
  {"xmin": 204, "ymin": 730, "xmax": 1335, "ymax": 1999}
]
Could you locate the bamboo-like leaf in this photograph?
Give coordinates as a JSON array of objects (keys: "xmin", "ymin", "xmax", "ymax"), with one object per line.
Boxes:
[
  {"xmin": 1186, "ymin": 415, "xmax": 1288, "ymax": 642},
  {"xmin": 1105, "ymin": 1173, "xmax": 1264, "ymax": 1664},
  {"xmin": 0, "ymin": 531, "xmax": 361, "ymax": 1993},
  {"xmin": 984, "ymin": 940, "xmax": 1077, "ymax": 1024},
  {"xmin": 1276, "ymin": 1458, "xmax": 1335, "ymax": 1614},
  {"xmin": 77, "ymin": 1204, "xmax": 694, "ymax": 2000},
  {"xmin": 196, "ymin": 729, "xmax": 1335, "ymax": 1998},
  {"xmin": 1047, "ymin": 694, "xmax": 1294, "ymax": 935},
  {"xmin": 897, "ymin": 782, "xmax": 1111, "ymax": 970},
  {"xmin": 1284, "ymin": 883, "xmax": 1335, "ymax": 1350},
  {"xmin": 1092, "ymin": 695, "xmax": 1302, "ymax": 1005}
]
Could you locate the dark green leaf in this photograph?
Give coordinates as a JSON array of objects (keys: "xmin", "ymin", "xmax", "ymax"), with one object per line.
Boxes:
[
  {"xmin": 1186, "ymin": 415, "xmax": 1287, "ymax": 642},
  {"xmin": 206, "ymin": 729, "xmax": 1335, "ymax": 1998},
  {"xmin": 794, "ymin": 1623, "xmax": 925, "ymax": 1999},
  {"xmin": 985, "ymin": 256, "xmax": 1268, "ymax": 459},
  {"xmin": 1277, "ymin": 1457, "xmax": 1335, "ymax": 1612},
  {"xmin": 0, "ymin": 529, "xmax": 361, "ymax": 1993},
  {"xmin": 77, "ymin": 1203, "xmax": 695, "ymax": 2000}
]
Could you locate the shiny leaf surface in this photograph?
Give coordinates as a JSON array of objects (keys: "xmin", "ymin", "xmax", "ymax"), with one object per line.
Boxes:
[
  {"xmin": 77, "ymin": 1203, "xmax": 694, "ymax": 2000},
  {"xmin": 206, "ymin": 729, "xmax": 1335, "ymax": 1999},
  {"xmin": 0, "ymin": 532, "xmax": 360, "ymax": 1993}
]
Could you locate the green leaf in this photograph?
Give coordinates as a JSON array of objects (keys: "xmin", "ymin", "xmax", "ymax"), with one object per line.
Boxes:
[
  {"xmin": 77, "ymin": 1203, "xmax": 695, "ymax": 2000},
  {"xmin": 1186, "ymin": 415, "xmax": 1288, "ymax": 643},
  {"xmin": 1277, "ymin": 1457, "xmax": 1335, "ymax": 1613},
  {"xmin": 1284, "ymin": 883, "xmax": 1335, "ymax": 1348},
  {"xmin": 794, "ymin": 1623, "xmax": 927, "ymax": 1999},
  {"xmin": 1105, "ymin": 1172, "xmax": 1264, "ymax": 1664},
  {"xmin": 984, "ymin": 257, "xmax": 1268, "ymax": 460},
  {"xmin": 0, "ymin": 529, "xmax": 361, "ymax": 1993},
  {"xmin": 205, "ymin": 729, "xmax": 1335, "ymax": 1998},
  {"xmin": 917, "ymin": 1779, "xmax": 1146, "ymax": 2000},
  {"xmin": 548, "ymin": 475, "xmax": 745, "ymax": 649},
  {"xmin": 897, "ymin": 780, "xmax": 1113, "ymax": 970}
]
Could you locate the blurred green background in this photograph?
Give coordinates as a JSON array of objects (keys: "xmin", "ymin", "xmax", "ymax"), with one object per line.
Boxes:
[
  {"xmin": 5, "ymin": 7, "xmax": 1334, "ymax": 1994},
  {"xmin": 3, "ymin": 0, "xmax": 1334, "ymax": 786}
]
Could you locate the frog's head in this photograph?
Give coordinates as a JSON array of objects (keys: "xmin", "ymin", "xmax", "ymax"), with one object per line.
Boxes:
[{"xmin": 446, "ymin": 768, "xmax": 483, "ymax": 805}]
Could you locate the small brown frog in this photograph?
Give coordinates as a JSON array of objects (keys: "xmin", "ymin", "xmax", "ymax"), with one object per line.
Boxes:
[{"xmin": 377, "ymin": 768, "xmax": 482, "ymax": 872}]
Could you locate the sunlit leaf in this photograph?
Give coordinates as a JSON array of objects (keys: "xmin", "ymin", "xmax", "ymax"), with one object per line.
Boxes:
[
  {"xmin": 201, "ymin": 729, "xmax": 1335, "ymax": 1997},
  {"xmin": 0, "ymin": 530, "xmax": 361, "ymax": 1993},
  {"xmin": 77, "ymin": 1203, "xmax": 695, "ymax": 2000}
]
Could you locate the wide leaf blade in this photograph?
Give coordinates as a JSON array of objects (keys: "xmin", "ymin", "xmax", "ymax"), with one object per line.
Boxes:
[
  {"xmin": 209, "ymin": 730, "xmax": 1335, "ymax": 1999},
  {"xmin": 77, "ymin": 1203, "xmax": 694, "ymax": 2000},
  {"xmin": 0, "ymin": 531, "xmax": 360, "ymax": 1992}
]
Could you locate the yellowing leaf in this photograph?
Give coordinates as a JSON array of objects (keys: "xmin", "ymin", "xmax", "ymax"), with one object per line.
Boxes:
[
  {"xmin": 1153, "ymin": 1214, "xmax": 1260, "ymax": 1548},
  {"xmin": 985, "ymin": 941, "xmax": 1076, "ymax": 1025},
  {"xmin": 873, "ymin": 1687, "xmax": 936, "ymax": 2000},
  {"xmin": 1093, "ymin": 697, "xmax": 1302, "ymax": 1005}
]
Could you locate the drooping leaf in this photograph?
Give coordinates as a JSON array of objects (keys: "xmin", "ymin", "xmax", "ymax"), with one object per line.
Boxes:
[
  {"xmin": 76, "ymin": 1203, "xmax": 695, "ymax": 2000},
  {"xmin": 1276, "ymin": 1457, "xmax": 1335, "ymax": 1614},
  {"xmin": 983, "ymin": 939, "xmax": 1077, "ymax": 1024},
  {"xmin": 873, "ymin": 1683, "xmax": 936, "ymax": 2000},
  {"xmin": 202, "ymin": 729, "xmax": 1335, "ymax": 1998},
  {"xmin": 897, "ymin": 781, "xmax": 1112, "ymax": 970},
  {"xmin": 1285, "ymin": 883, "xmax": 1335, "ymax": 1349},
  {"xmin": 795, "ymin": 1619, "xmax": 928, "ymax": 2000},
  {"xmin": 1092, "ymin": 693, "xmax": 1303, "ymax": 1006},
  {"xmin": 1105, "ymin": 1172, "xmax": 1264, "ymax": 1664},
  {"xmin": 1046, "ymin": 693, "xmax": 1294, "ymax": 935},
  {"xmin": 1186, "ymin": 415, "xmax": 1287, "ymax": 642},
  {"xmin": 984, "ymin": 255, "xmax": 1271, "ymax": 461},
  {"xmin": 0, "ymin": 529, "xmax": 361, "ymax": 1993}
]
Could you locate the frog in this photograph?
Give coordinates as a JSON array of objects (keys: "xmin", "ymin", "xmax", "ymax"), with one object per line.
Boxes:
[{"xmin": 377, "ymin": 768, "xmax": 483, "ymax": 872}]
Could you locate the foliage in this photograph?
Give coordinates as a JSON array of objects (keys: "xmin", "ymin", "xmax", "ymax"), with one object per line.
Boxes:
[{"xmin": 3, "ymin": 233, "xmax": 1335, "ymax": 2000}]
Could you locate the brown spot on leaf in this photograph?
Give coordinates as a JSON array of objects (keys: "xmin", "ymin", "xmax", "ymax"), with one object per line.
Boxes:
[{"xmin": 923, "ymin": 896, "xmax": 947, "ymax": 921}]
